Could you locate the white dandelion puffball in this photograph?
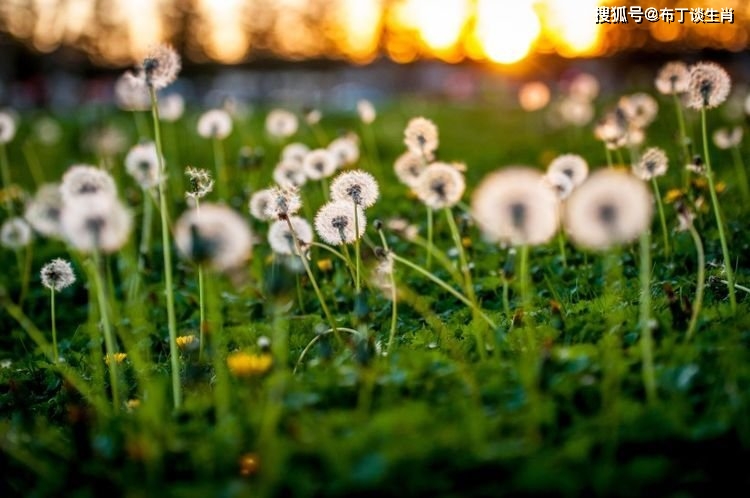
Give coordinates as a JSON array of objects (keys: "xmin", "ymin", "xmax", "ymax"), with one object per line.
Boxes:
[
  {"xmin": 159, "ymin": 93, "xmax": 185, "ymax": 122},
  {"xmin": 273, "ymin": 159, "xmax": 307, "ymax": 189},
  {"xmin": 547, "ymin": 154, "xmax": 589, "ymax": 187},
  {"xmin": 404, "ymin": 117, "xmax": 439, "ymax": 157},
  {"xmin": 568, "ymin": 72, "xmax": 600, "ymax": 102},
  {"xmin": 175, "ymin": 203, "xmax": 253, "ymax": 272},
  {"xmin": 282, "ymin": 142, "xmax": 310, "ymax": 164},
  {"xmin": 328, "ymin": 135, "xmax": 360, "ymax": 168},
  {"xmin": 302, "ymin": 148, "xmax": 337, "ymax": 180},
  {"xmin": 265, "ymin": 109, "xmax": 298, "ymax": 139},
  {"xmin": 544, "ymin": 171, "xmax": 575, "ymax": 200},
  {"xmin": 197, "ymin": 109, "xmax": 233, "ymax": 140},
  {"xmin": 619, "ymin": 93, "xmax": 658, "ymax": 129},
  {"xmin": 357, "ymin": 99, "xmax": 376, "ymax": 124},
  {"xmin": 114, "ymin": 72, "xmax": 150, "ymax": 111},
  {"xmin": 60, "ymin": 165, "xmax": 117, "ymax": 203},
  {"xmin": 1, "ymin": 217, "xmax": 33, "ymax": 249},
  {"xmin": 24, "ymin": 183, "xmax": 63, "ymax": 238},
  {"xmin": 305, "ymin": 109, "xmax": 322, "ymax": 125},
  {"xmin": 564, "ymin": 169, "xmax": 653, "ymax": 251},
  {"xmin": 414, "ymin": 162, "xmax": 465, "ymax": 210},
  {"xmin": 125, "ymin": 142, "xmax": 163, "ymax": 189},
  {"xmin": 0, "ymin": 110, "xmax": 17, "ymax": 144},
  {"xmin": 713, "ymin": 126, "xmax": 743, "ymax": 150},
  {"xmin": 394, "ymin": 151, "xmax": 426, "ymax": 188},
  {"xmin": 33, "ymin": 117, "xmax": 63, "ymax": 145},
  {"xmin": 314, "ymin": 201, "xmax": 366, "ymax": 246},
  {"xmin": 330, "ymin": 170, "xmax": 380, "ymax": 208},
  {"xmin": 85, "ymin": 125, "xmax": 128, "ymax": 157},
  {"xmin": 472, "ymin": 167, "xmax": 560, "ymax": 246},
  {"xmin": 40, "ymin": 258, "xmax": 76, "ymax": 292},
  {"xmin": 633, "ymin": 147, "xmax": 669, "ymax": 180},
  {"xmin": 185, "ymin": 166, "xmax": 214, "ymax": 202},
  {"xmin": 687, "ymin": 62, "xmax": 731, "ymax": 110},
  {"xmin": 140, "ymin": 44, "xmax": 181, "ymax": 90},
  {"xmin": 518, "ymin": 81, "xmax": 551, "ymax": 112},
  {"xmin": 263, "ymin": 186, "xmax": 302, "ymax": 221},
  {"xmin": 60, "ymin": 195, "xmax": 133, "ymax": 254},
  {"xmin": 249, "ymin": 188, "xmax": 276, "ymax": 221},
  {"xmin": 655, "ymin": 61, "xmax": 690, "ymax": 95},
  {"xmin": 268, "ymin": 216, "xmax": 313, "ymax": 256},
  {"xmin": 559, "ymin": 98, "xmax": 594, "ymax": 127}
]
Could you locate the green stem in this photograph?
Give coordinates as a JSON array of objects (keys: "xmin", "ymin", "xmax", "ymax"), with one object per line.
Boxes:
[
  {"xmin": 378, "ymin": 229, "xmax": 399, "ymax": 354},
  {"xmin": 139, "ymin": 191, "xmax": 154, "ymax": 265},
  {"xmin": 426, "ymin": 206, "xmax": 433, "ymax": 270},
  {"xmin": 309, "ymin": 241, "xmax": 355, "ymax": 277},
  {"xmin": 557, "ymin": 231, "xmax": 568, "ymax": 268},
  {"xmin": 673, "ymin": 93, "xmax": 691, "ymax": 190},
  {"xmin": 21, "ymin": 141, "xmax": 44, "ymax": 187},
  {"xmin": 91, "ymin": 251, "xmax": 120, "ymax": 411},
  {"xmin": 730, "ymin": 145, "xmax": 750, "ymax": 203},
  {"xmin": 639, "ymin": 230, "xmax": 656, "ymax": 404},
  {"xmin": 134, "ymin": 111, "xmax": 150, "ymax": 140},
  {"xmin": 701, "ymin": 108, "xmax": 736, "ymax": 313},
  {"xmin": 198, "ymin": 264, "xmax": 206, "ymax": 361},
  {"xmin": 518, "ymin": 245, "xmax": 531, "ymax": 313},
  {"xmin": 398, "ymin": 232, "xmax": 463, "ymax": 286},
  {"xmin": 50, "ymin": 290, "xmax": 58, "ymax": 363},
  {"xmin": 353, "ymin": 201, "xmax": 361, "ymax": 294},
  {"xmin": 615, "ymin": 148, "xmax": 625, "ymax": 167},
  {"xmin": 685, "ymin": 223, "xmax": 705, "ymax": 342},
  {"xmin": 604, "ymin": 144, "xmax": 613, "ymax": 169},
  {"xmin": 148, "ymin": 86, "xmax": 182, "ymax": 408},
  {"xmin": 0, "ymin": 142, "xmax": 12, "ymax": 211},
  {"xmin": 651, "ymin": 178, "xmax": 670, "ymax": 256},
  {"xmin": 213, "ymin": 137, "xmax": 228, "ymax": 201}
]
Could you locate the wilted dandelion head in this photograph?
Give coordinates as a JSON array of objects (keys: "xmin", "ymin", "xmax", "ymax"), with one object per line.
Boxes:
[
  {"xmin": 404, "ymin": 117, "xmax": 439, "ymax": 156},
  {"xmin": 547, "ymin": 154, "xmax": 589, "ymax": 187},
  {"xmin": 568, "ymin": 72, "xmax": 600, "ymax": 102},
  {"xmin": 563, "ymin": 169, "xmax": 653, "ymax": 251},
  {"xmin": 472, "ymin": 167, "xmax": 560, "ymax": 246},
  {"xmin": 393, "ymin": 151, "xmax": 427, "ymax": 188},
  {"xmin": 60, "ymin": 195, "xmax": 133, "ymax": 253},
  {"xmin": 139, "ymin": 44, "xmax": 181, "ymax": 90},
  {"xmin": 655, "ymin": 61, "xmax": 690, "ymax": 95},
  {"xmin": 414, "ymin": 162, "xmax": 465, "ymax": 210},
  {"xmin": 713, "ymin": 126, "xmax": 743, "ymax": 149},
  {"xmin": 518, "ymin": 81, "xmax": 550, "ymax": 112},
  {"xmin": 330, "ymin": 170, "xmax": 379, "ymax": 208},
  {"xmin": 619, "ymin": 93, "xmax": 659, "ymax": 128},
  {"xmin": 273, "ymin": 159, "xmax": 307, "ymax": 189},
  {"xmin": 357, "ymin": 99, "xmax": 376, "ymax": 124},
  {"xmin": 265, "ymin": 109, "xmax": 298, "ymax": 139},
  {"xmin": 263, "ymin": 186, "xmax": 302, "ymax": 221},
  {"xmin": 174, "ymin": 203, "xmax": 253, "ymax": 272},
  {"xmin": 268, "ymin": 216, "xmax": 313, "ymax": 256},
  {"xmin": 159, "ymin": 93, "xmax": 185, "ymax": 122},
  {"xmin": 114, "ymin": 72, "xmax": 150, "ymax": 111},
  {"xmin": 24, "ymin": 183, "xmax": 63, "ymax": 238},
  {"xmin": 544, "ymin": 171, "xmax": 575, "ymax": 200},
  {"xmin": 40, "ymin": 258, "xmax": 75, "ymax": 292},
  {"xmin": 687, "ymin": 62, "xmax": 731, "ymax": 110},
  {"xmin": 0, "ymin": 110, "xmax": 18, "ymax": 144},
  {"xmin": 282, "ymin": 142, "xmax": 310, "ymax": 164},
  {"xmin": 314, "ymin": 200, "xmax": 366, "ymax": 246},
  {"xmin": 125, "ymin": 142, "xmax": 162, "ymax": 189},
  {"xmin": 60, "ymin": 165, "xmax": 117, "ymax": 203},
  {"xmin": 185, "ymin": 166, "xmax": 214, "ymax": 202},
  {"xmin": 197, "ymin": 109, "xmax": 233, "ymax": 140},
  {"xmin": 633, "ymin": 147, "xmax": 669, "ymax": 180},
  {"xmin": 302, "ymin": 148, "xmax": 337, "ymax": 180},
  {"xmin": 1, "ymin": 217, "xmax": 33, "ymax": 249},
  {"xmin": 328, "ymin": 135, "xmax": 360, "ymax": 168}
]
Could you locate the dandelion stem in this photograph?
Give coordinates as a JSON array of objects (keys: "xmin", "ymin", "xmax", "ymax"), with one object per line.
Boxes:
[
  {"xmin": 134, "ymin": 111, "xmax": 150, "ymax": 140},
  {"xmin": 91, "ymin": 251, "xmax": 120, "ymax": 410},
  {"xmin": 198, "ymin": 264, "xmax": 206, "ymax": 361},
  {"xmin": 363, "ymin": 123, "xmax": 380, "ymax": 174},
  {"xmin": 700, "ymin": 107, "xmax": 736, "ymax": 313},
  {"xmin": 50, "ymin": 290, "xmax": 58, "ymax": 363},
  {"xmin": 293, "ymin": 327, "xmax": 360, "ymax": 374},
  {"xmin": 651, "ymin": 178, "xmax": 670, "ymax": 257},
  {"xmin": 353, "ymin": 201, "xmax": 361, "ymax": 294},
  {"xmin": 403, "ymin": 232, "xmax": 463, "ymax": 286},
  {"xmin": 518, "ymin": 244, "xmax": 531, "ymax": 313},
  {"xmin": 672, "ymin": 93, "xmax": 691, "ymax": 189},
  {"xmin": 148, "ymin": 86, "xmax": 182, "ymax": 409},
  {"xmin": 0, "ymin": 142, "xmax": 12, "ymax": 211},
  {"xmin": 604, "ymin": 144, "xmax": 613, "ymax": 169},
  {"xmin": 685, "ymin": 223, "xmax": 705, "ymax": 342},
  {"xmin": 21, "ymin": 140, "xmax": 44, "ymax": 187},
  {"xmin": 212, "ymin": 137, "xmax": 228, "ymax": 201},
  {"xmin": 615, "ymin": 148, "xmax": 625, "ymax": 167},
  {"xmin": 557, "ymin": 231, "xmax": 568, "ymax": 268},
  {"xmin": 139, "ymin": 191, "xmax": 154, "ymax": 265},
  {"xmin": 426, "ymin": 206, "xmax": 433, "ymax": 270},
  {"xmin": 730, "ymin": 145, "xmax": 750, "ymax": 203},
  {"xmin": 639, "ymin": 230, "xmax": 657, "ymax": 404},
  {"xmin": 377, "ymin": 228, "xmax": 399, "ymax": 354},
  {"xmin": 308, "ymin": 241, "xmax": 355, "ymax": 277}
]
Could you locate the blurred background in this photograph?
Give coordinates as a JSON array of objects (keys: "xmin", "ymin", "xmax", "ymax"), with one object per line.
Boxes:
[{"xmin": 0, "ymin": 0, "xmax": 748, "ymax": 107}]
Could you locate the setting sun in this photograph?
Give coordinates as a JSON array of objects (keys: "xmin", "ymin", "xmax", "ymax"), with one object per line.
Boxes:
[{"xmin": 475, "ymin": 0, "xmax": 540, "ymax": 64}]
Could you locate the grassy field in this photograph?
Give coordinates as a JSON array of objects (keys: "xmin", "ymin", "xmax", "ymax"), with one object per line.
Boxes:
[{"xmin": 0, "ymin": 68, "xmax": 749, "ymax": 497}]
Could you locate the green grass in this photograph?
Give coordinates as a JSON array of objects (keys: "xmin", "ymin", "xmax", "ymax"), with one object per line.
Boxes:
[{"xmin": 0, "ymin": 89, "xmax": 749, "ymax": 497}]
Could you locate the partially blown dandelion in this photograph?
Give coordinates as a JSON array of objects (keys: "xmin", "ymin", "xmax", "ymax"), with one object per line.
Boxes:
[{"xmin": 139, "ymin": 44, "xmax": 181, "ymax": 90}]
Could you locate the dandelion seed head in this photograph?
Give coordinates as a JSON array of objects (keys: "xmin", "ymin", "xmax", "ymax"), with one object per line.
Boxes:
[
  {"xmin": 1, "ymin": 217, "xmax": 32, "ymax": 249},
  {"xmin": 139, "ymin": 44, "xmax": 181, "ymax": 90},
  {"xmin": 185, "ymin": 166, "xmax": 214, "ymax": 202},
  {"xmin": 619, "ymin": 93, "xmax": 658, "ymax": 128},
  {"xmin": 40, "ymin": 258, "xmax": 75, "ymax": 292},
  {"xmin": 559, "ymin": 97, "xmax": 595, "ymax": 127},
  {"xmin": 633, "ymin": 147, "xmax": 669, "ymax": 180},
  {"xmin": 0, "ymin": 110, "xmax": 18, "ymax": 144},
  {"xmin": 85, "ymin": 125, "xmax": 128, "ymax": 158},
  {"xmin": 393, "ymin": 151, "xmax": 427, "ymax": 188},
  {"xmin": 125, "ymin": 142, "xmax": 163, "ymax": 189},
  {"xmin": 268, "ymin": 216, "xmax": 313, "ymax": 256},
  {"xmin": 265, "ymin": 109, "xmax": 298, "ymax": 139},
  {"xmin": 114, "ymin": 72, "xmax": 150, "ymax": 111},
  {"xmin": 60, "ymin": 194, "xmax": 133, "ymax": 253},
  {"xmin": 248, "ymin": 189, "xmax": 275, "ymax": 221},
  {"xmin": 414, "ymin": 162, "xmax": 465, "ymax": 210},
  {"xmin": 656, "ymin": 61, "xmax": 690, "ymax": 95},
  {"xmin": 302, "ymin": 148, "xmax": 337, "ymax": 180},
  {"xmin": 175, "ymin": 203, "xmax": 253, "ymax": 272},
  {"xmin": 60, "ymin": 165, "xmax": 117, "ymax": 204},
  {"xmin": 263, "ymin": 186, "xmax": 302, "ymax": 221},
  {"xmin": 33, "ymin": 117, "xmax": 62, "ymax": 145},
  {"xmin": 330, "ymin": 170, "xmax": 379, "ymax": 207},
  {"xmin": 305, "ymin": 108, "xmax": 322, "ymax": 125},
  {"xmin": 197, "ymin": 109, "xmax": 233, "ymax": 140},
  {"xmin": 159, "ymin": 93, "xmax": 185, "ymax": 122},
  {"xmin": 24, "ymin": 183, "xmax": 63, "ymax": 238},
  {"xmin": 357, "ymin": 99, "xmax": 376, "ymax": 124},
  {"xmin": 544, "ymin": 171, "xmax": 575, "ymax": 200},
  {"xmin": 713, "ymin": 126, "xmax": 743, "ymax": 149},
  {"xmin": 687, "ymin": 62, "xmax": 731, "ymax": 110},
  {"xmin": 314, "ymin": 201, "xmax": 366, "ymax": 246},
  {"xmin": 328, "ymin": 134, "xmax": 360, "ymax": 168},
  {"xmin": 273, "ymin": 159, "xmax": 307, "ymax": 189},
  {"xmin": 547, "ymin": 154, "xmax": 589, "ymax": 187},
  {"xmin": 563, "ymin": 169, "xmax": 653, "ymax": 251},
  {"xmin": 472, "ymin": 167, "xmax": 560, "ymax": 246},
  {"xmin": 404, "ymin": 117, "xmax": 439, "ymax": 156},
  {"xmin": 568, "ymin": 72, "xmax": 600, "ymax": 102},
  {"xmin": 282, "ymin": 142, "xmax": 310, "ymax": 164}
]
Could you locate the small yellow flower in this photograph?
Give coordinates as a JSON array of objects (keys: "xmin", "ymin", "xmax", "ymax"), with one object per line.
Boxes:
[
  {"xmin": 176, "ymin": 334, "xmax": 198, "ymax": 351},
  {"xmin": 239, "ymin": 452, "xmax": 260, "ymax": 477},
  {"xmin": 126, "ymin": 399, "xmax": 141, "ymax": 411},
  {"xmin": 664, "ymin": 189, "xmax": 684, "ymax": 204},
  {"xmin": 317, "ymin": 258, "xmax": 333, "ymax": 272},
  {"xmin": 104, "ymin": 353, "xmax": 127, "ymax": 365},
  {"xmin": 692, "ymin": 177, "xmax": 708, "ymax": 190},
  {"xmin": 715, "ymin": 181, "xmax": 726, "ymax": 194},
  {"xmin": 461, "ymin": 236, "xmax": 472, "ymax": 249},
  {"xmin": 227, "ymin": 352, "xmax": 272, "ymax": 378},
  {"xmin": 0, "ymin": 185, "xmax": 24, "ymax": 204}
]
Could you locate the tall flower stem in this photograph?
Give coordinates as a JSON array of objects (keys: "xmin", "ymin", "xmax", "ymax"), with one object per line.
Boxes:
[
  {"xmin": 377, "ymin": 228, "xmax": 398, "ymax": 354},
  {"xmin": 309, "ymin": 241, "xmax": 355, "ymax": 278},
  {"xmin": 730, "ymin": 144, "xmax": 750, "ymax": 203},
  {"xmin": 91, "ymin": 251, "xmax": 120, "ymax": 410},
  {"xmin": 651, "ymin": 178, "xmax": 670, "ymax": 256},
  {"xmin": 50, "ymin": 290, "xmax": 58, "ymax": 362},
  {"xmin": 0, "ymin": 142, "xmax": 12, "ymax": 211},
  {"xmin": 213, "ymin": 137, "xmax": 228, "ymax": 201},
  {"xmin": 685, "ymin": 223, "xmax": 705, "ymax": 342},
  {"xmin": 148, "ymin": 86, "xmax": 182, "ymax": 409},
  {"xmin": 518, "ymin": 245, "xmax": 531, "ymax": 313},
  {"xmin": 21, "ymin": 141, "xmax": 44, "ymax": 187},
  {"xmin": 198, "ymin": 264, "xmax": 206, "ymax": 360},
  {"xmin": 138, "ymin": 191, "xmax": 154, "ymax": 267},
  {"xmin": 557, "ymin": 232, "xmax": 568, "ymax": 268},
  {"xmin": 639, "ymin": 230, "xmax": 657, "ymax": 404},
  {"xmin": 673, "ymin": 93, "xmax": 691, "ymax": 189},
  {"xmin": 353, "ymin": 201, "xmax": 361, "ymax": 294},
  {"xmin": 604, "ymin": 144, "xmax": 614, "ymax": 169},
  {"xmin": 700, "ymin": 108, "xmax": 736, "ymax": 313},
  {"xmin": 426, "ymin": 207, "xmax": 433, "ymax": 269}
]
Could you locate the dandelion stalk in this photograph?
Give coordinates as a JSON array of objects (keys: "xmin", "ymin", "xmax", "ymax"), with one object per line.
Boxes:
[
  {"xmin": 212, "ymin": 137, "xmax": 228, "ymax": 201},
  {"xmin": 651, "ymin": 178, "xmax": 670, "ymax": 256},
  {"xmin": 672, "ymin": 93, "xmax": 691, "ymax": 189},
  {"xmin": 148, "ymin": 86, "xmax": 182, "ymax": 408},
  {"xmin": 426, "ymin": 206, "xmax": 433, "ymax": 269},
  {"xmin": 604, "ymin": 144, "xmax": 614, "ymax": 169},
  {"xmin": 90, "ymin": 251, "xmax": 120, "ymax": 410},
  {"xmin": 0, "ymin": 142, "xmax": 12, "ymax": 211},
  {"xmin": 700, "ymin": 107, "xmax": 736, "ymax": 313},
  {"xmin": 353, "ymin": 201, "xmax": 361, "ymax": 294},
  {"xmin": 376, "ymin": 227, "xmax": 398, "ymax": 354},
  {"xmin": 198, "ymin": 264, "xmax": 206, "ymax": 360},
  {"xmin": 518, "ymin": 245, "xmax": 532, "ymax": 313},
  {"xmin": 685, "ymin": 222, "xmax": 705, "ymax": 342},
  {"xmin": 50, "ymin": 289, "xmax": 58, "ymax": 362},
  {"xmin": 639, "ymin": 230, "xmax": 657, "ymax": 404},
  {"xmin": 138, "ymin": 190, "xmax": 154, "ymax": 266},
  {"xmin": 21, "ymin": 141, "xmax": 45, "ymax": 187},
  {"xmin": 730, "ymin": 144, "xmax": 750, "ymax": 202},
  {"xmin": 557, "ymin": 232, "xmax": 568, "ymax": 268},
  {"xmin": 309, "ymin": 241, "xmax": 355, "ymax": 278}
]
